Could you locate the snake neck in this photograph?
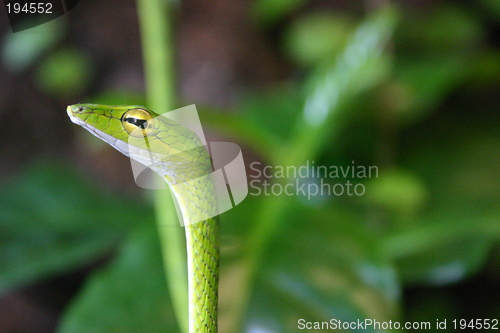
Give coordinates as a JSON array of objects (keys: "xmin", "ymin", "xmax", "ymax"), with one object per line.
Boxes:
[{"xmin": 186, "ymin": 218, "xmax": 219, "ymax": 333}]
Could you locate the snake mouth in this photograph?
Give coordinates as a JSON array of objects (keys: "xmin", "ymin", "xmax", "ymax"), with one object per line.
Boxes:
[{"xmin": 66, "ymin": 105, "xmax": 82, "ymax": 125}]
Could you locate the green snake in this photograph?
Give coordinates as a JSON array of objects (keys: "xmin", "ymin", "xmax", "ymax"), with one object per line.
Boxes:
[{"xmin": 67, "ymin": 104, "xmax": 219, "ymax": 333}]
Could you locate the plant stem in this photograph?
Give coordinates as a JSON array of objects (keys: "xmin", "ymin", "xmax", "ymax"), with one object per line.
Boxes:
[{"xmin": 136, "ymin": 1, "xmax": 188, "ymax": 333}]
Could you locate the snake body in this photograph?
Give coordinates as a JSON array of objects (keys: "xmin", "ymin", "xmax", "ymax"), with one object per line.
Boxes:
[{"xmin": 67, "ymin": 104, "xmax": 218, "ymax": 333}]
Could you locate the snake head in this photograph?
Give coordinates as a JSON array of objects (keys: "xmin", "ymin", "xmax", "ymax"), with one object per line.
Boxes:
[
  {"xmin": 67, "ymin": 104, "xmax": 209, "ymax": 174},
  {"xmin": 67, "ymin": 104, "xmax": 158, "ymax": 136},
  {"xmin": 67, "ymin": 104, "xmax": 165, "ymax": 155}
]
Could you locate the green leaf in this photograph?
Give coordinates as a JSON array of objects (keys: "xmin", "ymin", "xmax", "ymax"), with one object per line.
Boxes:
[
  {"xmin": 242, "ymin": 84, "xmax": 303, "ymax": 143},
  {"xmin": 221, "ymin": 199, "xmax": 400, "ymax": 331},
  {"xmin": 58, "ymin": 225, "xmax": 175, "ymax": 333},
  {"xmin": 0, "ymin": 162, "xmax": 153, "ymax": 293},
  {"xmin": 283, "ymin": 12, "xmax": 354, "ymax": 66},
  {"xmin": 405, "ymin": 111, "xmax": 500, "ymax": 209},
  {"xmin": 225, "ymin": 7, "xmax": 399, "ymax": 331},
  {"xmin": 391, "ymin": 55, "xmax": 471, "ymax": 124},
  {"xmin": 252, "ymin": 0, "xmax": 308, "ymax": 25},
  {"xmin": 381, "ymin": 108, "xmax": 500, "ymax": 285},
  {"xmin": 365, "ymin": 169, "xmax": 428, "ymax": 220},
  {"xmin": 396, "ymin": 4, "xmax": 484, "ymax": 53},
  {"xmin": 36, "ymin": 47, "xmax": 92, "ymax": 96},
  {"xmin": 199, "ymin": 106, "xmax": 283, "ymax": 164},
  {"xmin": 481, "ymin": 0, "xmax": 500, "ymax": 20},
  {"xmin": 383, "ymin": 213, "xmax": 499, "ymax": 286},
  {"xmin": 300, "ymin": 6, "xmax": 396, "ymax": 131}
]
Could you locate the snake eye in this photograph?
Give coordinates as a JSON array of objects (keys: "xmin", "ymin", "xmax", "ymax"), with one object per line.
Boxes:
[{"xmin": 121, "ymin": 108, "xmax": 155, "ymax": 137}]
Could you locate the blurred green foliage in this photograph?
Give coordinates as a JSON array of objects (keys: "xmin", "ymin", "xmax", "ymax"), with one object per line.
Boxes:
[
  {"xmin": 1, "ymin": 1, "xmax": 500, "ymax": 332},
  {"xmin": 283, "ymin": 12, "xmax": 354, "ymax": 66},
  {"xmin": 2, "ymin": 19, "xmax": 65, "ymax": 73},
  {"xmin": 36, "ymin": 47, "xmax": 92, "ymax": 96},
  {"xmin": 0, "ymin": 163, "xmax": 152, "ymax": 293},
  {"xmin": 252, "ymin": 0, "xmax": 308, "ymax": 25}
]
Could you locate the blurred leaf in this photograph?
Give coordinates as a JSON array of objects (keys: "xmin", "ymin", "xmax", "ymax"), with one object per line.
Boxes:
[
  {"xmin": 283, "ymin": 12, "xmax": 354, "ymax": 66},
  {"xmin": 58, "ymin": 225, "xmax": 175, "ymax": 333},
  {"xmin": 481, "ymin": 0, "xmax": 500, "ymax": 20},
  {"xmin": 252, "ymin": 0, "xmax": 308, "ymax": 25},
  {"xmin": 398, "ymin": 237, "xmax": 492, "ymax": 286},
  {"xmin": 301, "ymin": 6, "xmax": 396, "ymax": 131},
  {"xmin": 225, "ymin": 7, "xmax": 399, "ymax": 331},
  {"xmin": 397, "ymin": 4, "xmax": 483, "ymax": 53},
  {"xmin": 2, "ymin": 19, "xmax": 65, "ymax": 73},
  {"xmin": 383, "ymin": 213, "xmax": 499, "ymax": 286},
  {"xmin": 243, "ymin": 84, "xmax": 303, "ymax": 142},
  {"xmin": 221, "ymin": 199, "xmax": 400, "ymax": 331},
  {"xmin": 382, "ymin": 113, "xmax": 500, "ymax": 285},
  {"xmin": 366, "ymin": 169, "xmax": 428, "ymax": 220},
  {"xmin": 390, "ymin": 55, "xmax": 471, "ymax": 124},
  {"xmin": 0, "ymin": 162, "xmax": 153, "ymax": 293},
  {"xmin": 405, "ymin": 112, "xmax": 500, "ymax": 208},
  {"xmin": 36, "ymin": 47, "xmax": 92, "ymax": 96},
  {"xmin": 468, "ymin": 50, "xmax": 500, "ymax": 85},
  {"xmin": 200, "ymin": 107, "xmax": 283, "ymax": 164}
]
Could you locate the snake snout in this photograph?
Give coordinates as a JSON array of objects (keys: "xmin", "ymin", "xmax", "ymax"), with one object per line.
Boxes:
[{"xmin": 66, "ymin": 105, "xmax": 86, "ymax": 125}]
